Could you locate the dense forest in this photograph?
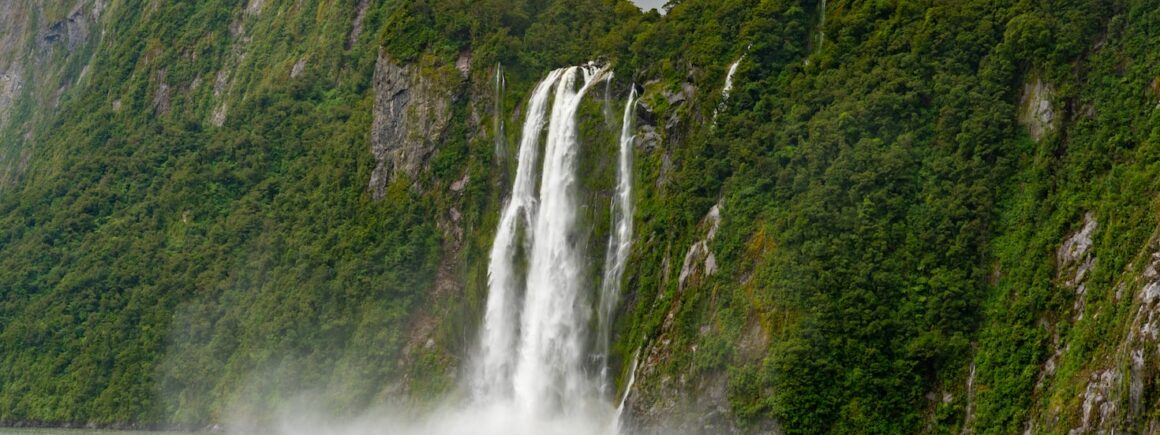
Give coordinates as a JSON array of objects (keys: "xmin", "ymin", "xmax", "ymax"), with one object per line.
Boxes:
[{"xmin": 0, "ymin": 0, "xmax": 1158, "ymax": 433}]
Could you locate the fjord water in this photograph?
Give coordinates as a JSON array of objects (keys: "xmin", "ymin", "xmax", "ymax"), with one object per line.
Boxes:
[{"xmin": 0, "ymin": 431, "xmax": 196, "ymax": 435}]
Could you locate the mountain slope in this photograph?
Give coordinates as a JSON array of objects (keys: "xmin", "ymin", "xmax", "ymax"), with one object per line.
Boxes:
[{"xmin": 0, "ymin": 0, "xmax": 1157, "ymax": 433}]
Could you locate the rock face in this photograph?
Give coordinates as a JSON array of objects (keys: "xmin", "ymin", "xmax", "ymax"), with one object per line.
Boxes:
[
  {"xmin": 1018, "ymin": 76, "xmax": 1055, "ymax": 141},
  {"xmin": 0, "ymin": 71, "xmax": 21, "ymax": 129},
  {"xmin": 1058, "ymin": 212, "xmax": 1097, "ymax": 320},
  {"xmin": 39, "ymin": 4, "xmax": 94, "ymax": 55},
  {"xmin": 1, "ymin": 0, "xmax": 104, "ymax": 191},
  {"xmin": 368, "ymin": 52, "xmax": 455, "ymax": 199},
  {"xmin": 0, "ymin": 1, "xmax": 32, "ymax": 132},
  {"xmin": 1153, "ymin": 77, "xmax": 1160, "ymax": 109},
  {"xmin": 1045, "ymin": 216, "xmax": 1160, "ymax": 434},
  {"xmin": 679, "ymin": 203, "xmax": 722, "ymax": 292}
]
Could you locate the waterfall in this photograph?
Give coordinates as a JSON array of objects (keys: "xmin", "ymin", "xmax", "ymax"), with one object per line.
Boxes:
[
  {"xmin": 722, "ymin": 56, "xmax": 743, "ymax": 101},
  {"xmin": 596, "ymin": 87, "xmax": 637, "ymax": 393},
  {"xmin": 603, "ymin": 73, "xmax": 615, "ymax": 128},
  {"xmin": 512, "ymin": 64, "xmax": 610, "ymax": 414},
  {"xmin": 474, "ymin": 69, "xmax": 563, "ymax": 399},
  {"xmin": 472, "ymin": 63, "xmax": 641, "ymax": 434},
  {"xmin": 494, "ymin": 63, "xmax": 507, "ymax": 161},
  {"xmin": 613, "ymin": 348, "xmax": 642, "ymax": 433},
  {"xmin": 714, "ymin": 55, "xmax": 745, "ymax": 121},
  {"xmin": 818, "ymin": 0, "xmax": 827, "ymax": 51}
]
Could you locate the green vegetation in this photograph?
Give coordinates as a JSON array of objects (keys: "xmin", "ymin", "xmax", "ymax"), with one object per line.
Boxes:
[{"xmin": 0, "ymin": 0, "xmax": 1158, "ymax": 433}]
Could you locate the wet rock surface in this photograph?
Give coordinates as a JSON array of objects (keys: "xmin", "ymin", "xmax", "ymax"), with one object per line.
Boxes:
[{"xmin": 368, "ymin": 52, "xmax": 457, "ymax": 199}]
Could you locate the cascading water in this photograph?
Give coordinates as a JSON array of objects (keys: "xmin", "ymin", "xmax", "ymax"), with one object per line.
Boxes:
[
  {"xmin": 512, "ymin": 64, "xmax": 610, "ymax": 415},
  {"xmin": 279, "ymin": 65, "xmax": 637, "ymax": 435},
  {"xmin": 603, "ymin": 73, "xmax": 616, "ymax": 127},
  {"xmin": 596, "ymin": 87, "xmax": 637, "ymax": 394},
  {"xmin": 818, "ymin": 0, "xmax": 827, "ymax": 51},
  {"xmin": 465, "ymin": 62, "xmax": 644, "ymax": 435},
  {"xmin": 494, "ymin": 63, "xmax": 508, "ymax": 161},
  {"xmin": 613, "ymin": 348, "xmax": 642, "ymax": 433},
  {"xmin": 474, "ymin": 69, "xmax": 563, "ymax": 399},
  {"xmin": 714, "ymin": 54, "xmax": 746, "ymax": 122},
  {"xmin": 722, "ymin": 58, "xmax": 743, "ymax": 101}
]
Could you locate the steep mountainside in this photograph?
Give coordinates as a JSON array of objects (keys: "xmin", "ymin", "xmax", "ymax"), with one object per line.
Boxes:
[{"xmin": 0, "ymin": 0, "xmax": 1157, "ymax": 433}]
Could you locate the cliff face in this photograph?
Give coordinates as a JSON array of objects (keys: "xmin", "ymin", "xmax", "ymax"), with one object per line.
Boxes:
[
  {"xmin": 0, "ymin": 0, "xmax": 104, "ymax": 191},
  {"xmin": 0, "ymin": 0, "xmax": 1159, "ymax": 433},
  {"xmin": 367, "ymin": 52, "xmax": 459, "ymax": 199}
]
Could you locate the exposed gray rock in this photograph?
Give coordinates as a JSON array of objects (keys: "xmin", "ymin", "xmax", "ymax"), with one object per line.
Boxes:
[
  {"xmin": 636, "ymin": 124, "xmax": 660, "ymax": 152},
  {"xmin": 678, "ymin": 204, "xmax": 722, "ymax": 292},
  {"xmin": 1058, "ymin": 213, "xmax": 1097, "ymax": 320},
  {"xmin": 213, "ymin": 69, "xmax": 230, "ymax": 96},
  {"xmin": 246, "ymin": 0, "xmax": 264, "ymax": 15},
  {"xmin": 963, "ymin": 363, "xmax": 976, "ymax": 433},
  {"xmin": 290, "ymin": 58, "xmax": 306, "ymax": 78},
  {"xmin": 40, "ymin": 4, "xmax": 92, "ymax": 54},
  {"xmin": 1058, "ymin": 212, "xmax": 1097, "ymax": 275},
  {"xmin": 1070, "ymin": 369, "xmax": 1120, "ymax": 435},
  {"xmin": 449, "ymin": 172, "xmax": 469, "ymax": 193},
  {"xmin": 153, "ymin": 68, "xmax": 170, "ymax": 115},
  {"xmin": 367, "ymin": 51, "xmax": 455, "ymax": 199},
  {"xmin": 347, "ymin": 0, "xmax": 369, "ymax": 49},
  {"xmin": 1018, "ymin": 76, "xmax": 1055, "ymax": 142},
  {"xmin": 455, "ymin": 50, "xmax": 471, "ymax": 79},
  {"xmin": 0, "ymin": 70, "xmax": 22, "ymax": 127},
  {"xmin": 210, "ymin": 103, "xmax": 228, "ymax": 127}
]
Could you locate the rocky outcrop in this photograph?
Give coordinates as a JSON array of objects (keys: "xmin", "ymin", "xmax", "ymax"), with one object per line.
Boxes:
[
  {"xmin": 39, "ymin": 4, "xmax": 94, "ymax": 55},
  {"xmin": 0, "ymin": 71, "xmax": 21, "ymax": 129},
  {"xmin": 679, "ymin": 203, "xmax": 722, "ymax": 292},
  {"xmin": 1018, "ymin": 76, "xmax": 1055, "ymax": 142},
  {"xmin": 289, "ymin": 58, "xmax": 306, "ymax": 79},
  {"xmin": 1, "ymin": 0, "xmax": 105, "ymax": 191},
  {"xmin": 1053, "ymin": 218, "xmax": 1160, "ymax": 433},
  {"xmin": 153, "ymin": 68, "xmax": 171, "ymax": 115},
  {"xmin": 1058, "ymin": 212, "xmax": 1097, "ymax": 320},
  {"xmin": 347, "ymin": 0, "xmax": 370, "ymax": 49},
  {"xmin": 368, "ymin": 52, "xmax": 456, "ymax": 199},
  {"xmin": 1152, "ymin": 77, "xmax": 1160, "ymax": 109},
  {"xmin": 628, "ymin": 203, "xmax": 745, "ymax": 434},
  {"xmin": 246, "ymin": 0, "xmax": 264, "ymax": 16}
]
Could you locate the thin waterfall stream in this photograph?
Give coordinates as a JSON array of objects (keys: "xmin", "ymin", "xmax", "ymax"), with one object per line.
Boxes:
[{"xmin": 597, "ymin": 86, "xmax": 637, "ymax": 394}]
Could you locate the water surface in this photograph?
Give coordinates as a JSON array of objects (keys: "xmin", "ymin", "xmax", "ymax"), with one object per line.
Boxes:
[{"xmin": 0, "ymin": 429, "xmax": 197, "ymax": 435}]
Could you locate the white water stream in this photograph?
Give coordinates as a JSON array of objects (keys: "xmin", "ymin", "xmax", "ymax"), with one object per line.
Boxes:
[
  {"xmin": 473, "ymin": 68, "xmax": 564, "ymax": 400},
  {"xmin": 512, "ymin": 64, "xmax": 609, "ymax": 414},
  {"xmin": 473, "ymin": 64, "xmax": 640, "ymax": 432},
  {"xmin": 277, "ymin": 65, "xmax": 640, "ymax": 435},
  {"xmin": 597, "ymin": 87, "xmax": 637, "ymax": 393},
  {"xmin": 494, "ymin": 63, "xmax": 507, "ymax": 161}
]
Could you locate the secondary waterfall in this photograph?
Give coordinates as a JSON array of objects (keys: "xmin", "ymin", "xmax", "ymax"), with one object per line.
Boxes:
[
  {"xmin": 596, "ymin": 87, "xmax": 637, "ymax": 393},
  {"xmin": 494, "ymin": 63, "xmax": 507, "ymax": 161},
  {"xmin": 818, "ymin": 0, "xmax": 827, "ymax": 51},
  {"xmin": 715, "ymin": 55, "xmax": 746, "ymax": 121},
  {"xmin": 613, "ymin": 348, "xmax": 642, "ymax": 433}
]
